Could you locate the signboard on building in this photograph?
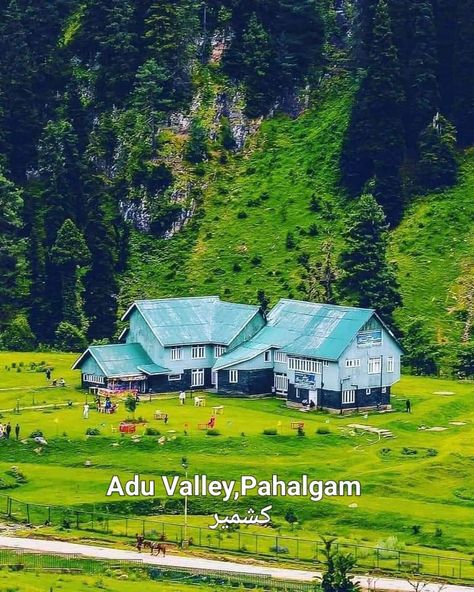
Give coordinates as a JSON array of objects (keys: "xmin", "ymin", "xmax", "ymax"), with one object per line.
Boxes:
[
  {"xmin": 357, "ymin": 330, "xmax": 382, "ymax": 348},
  {"xmin": 295, "ymin": 372, "xmax": 317, "ymax": 388}
]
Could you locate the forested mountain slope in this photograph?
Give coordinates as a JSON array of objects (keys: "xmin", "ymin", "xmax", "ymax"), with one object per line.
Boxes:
[{"xmin": 0, "ymin": 0, "xmax": 472, "ymax": 374}]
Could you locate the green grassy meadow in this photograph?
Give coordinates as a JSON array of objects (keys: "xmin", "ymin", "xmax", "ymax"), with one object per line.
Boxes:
[{"xmin": 0, "ymin": 352, "xmax": 474, "ymax": 567}]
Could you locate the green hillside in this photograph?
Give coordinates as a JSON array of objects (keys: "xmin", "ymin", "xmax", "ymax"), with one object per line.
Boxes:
[{"xmin": 122, "ymin": 76, "xmax": 473, "ymax": 356}]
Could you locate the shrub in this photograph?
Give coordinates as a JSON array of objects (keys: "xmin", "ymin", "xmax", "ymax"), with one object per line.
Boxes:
[
  {"xmin": 145, "ymin": 427, "xmax": 161, "ymax": 436},
  {"xmin": 232, "ymin": 262, "xmax": 242, "ymax": 272},
  {"xmin": 206, "ymin": 429, "xmax": 220, "ymax": 436},
  {"xmin": 308, "ymin": 223, "xmax": 318, "ymax": 236},
  {"xmin": 297, "ymin": 426, "xmax": 305, "ymax": 437},
  {"xmin": 237, "ymin": 211, "xmax": 248, "ymax": 219},
  {"xmin": 434, "ymin": 527, "xmax": 443, "ymax": 537},
  {"xmin": 85, "ymin": 427, "xmax": 101, "ymax": 436},
  {"xmin": 250, "ymin": 255, "xmax": 262, "ymax": 266},
  {"xmin": 316, "ymin": 427, "xmax": 330, "ymax": 435},
  {"xmin": 412, "ymin": 524, "xmax": 422, "ymax": 535},
  {"xmin": 285, "ymin": 232, "xmax": 296, "ymax": 249},
  {"xmin": 263, "ymin": 428, "xmax": 278, "ymax": 436},
  {"xmin": 270, "ymin": 545, "xmax": 289, "ymax": 554}
]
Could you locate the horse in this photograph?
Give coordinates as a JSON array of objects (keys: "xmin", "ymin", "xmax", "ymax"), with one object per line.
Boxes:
[{"xmin": 135, "ymin": 534, "xmax": 167, "ymax": 556}]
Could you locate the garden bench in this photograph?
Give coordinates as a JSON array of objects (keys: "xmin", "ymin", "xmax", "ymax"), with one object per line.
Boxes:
[
  {"xmin": 212, "ymin": 405, "xmax": 224, "ymax": 414},
  {"xmin": 154, "ymin": 411, "xmax": 167, "ymax": 420},
  {"xmin": 197, "ymin": 423, "xmax": 208, "ymax": 430}
]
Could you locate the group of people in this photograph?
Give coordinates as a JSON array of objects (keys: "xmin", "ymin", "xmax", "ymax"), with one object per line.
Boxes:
[
  {"xmin": 45, "ymin": 367, "xmax": 66, "ymax": 387},
  {"xmin": 0, "ymin": 422, "xmax": 20, "ymax": 439}
]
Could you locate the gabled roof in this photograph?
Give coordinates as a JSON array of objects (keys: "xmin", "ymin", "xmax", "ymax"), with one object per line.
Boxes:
[
  {"xmin": 213, "ymin": 299, "xmax": 390, "ymax": 370},
  {"xmin": 122, "ymin": 296, "xmax": 261, "ymax": 346},
  {"xmin": 72, "ymin": 343, "xmax": 170, "ymax": 378}
]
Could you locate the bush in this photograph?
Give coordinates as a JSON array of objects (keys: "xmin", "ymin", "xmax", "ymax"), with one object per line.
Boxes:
[
  {"xmin": 85, "ymin": 427, "xmax": 101, "ymax": 436},
  {"xmin": 297, "ymin": 426, "xmax": 305, "ymax": 437},
  {"xmin": 250, "ymin": 255, "xmax": 262, "ymax": 266},
  {"xmin": 1, "ymin": 316, "xmax": 35, "ymax": 351},
  {"xmin": 316, "ymin": 426, "xmax": 331, "ymax": 435},
  {"xmin": 270, "ymin": 545, "xmax": 289, "ymax": 554},
  {"xmin": 145, "ymin": 427, "xmax": 161, "ymax": 436},
  {"xmin": 237, "ymin": 211, "xmax": 248, "ymax": 219},
  {"xmin": 285, "ymin": 232, "xmax": 296, "ymax": 249},
  {"xmin": 232, "ymin": 262, "xmax": 242, "ymax": 272},
  {"xmin": 55, "ymin": 321, "xmax": 87, "ymax": 352},
  {"xmin": 206, "ymin": 429, "xmax": 220, "ymax": 436},
  {"xmin": 263, "ymin": 428, "xmax": 278, "ymax": 436}
]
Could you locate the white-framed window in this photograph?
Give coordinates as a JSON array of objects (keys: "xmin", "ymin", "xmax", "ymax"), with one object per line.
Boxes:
[
  {"xmin": 264, "ymin": 350, "xmax": 271, "ymax": 362},
  {"xmin": 381, "ymin": 386, "xmax": 387, "ymax": 394},
  {"xmin": 387, "ymin": 356, "xmax": 394, "ymax": 373},
  {"xmin": 171, "ymin": 347, "xmax": 182, "ymax": 361},
  {"xmin": 345, "ymin": 359, "xmax": 361, "ymax": 368},
  {"xmin": 288, "ymin": 358, "xmax": 322, "ymax": 374},
  {"xmin": 191, "ymin": 368, "xmax": 204, "ymax": 387},
  {"xmin": 229, "ymin": 369, "xmax": 238, "ymax": 383},
  {"xmin": 192, "ymin": 345, "xmax": 206, "ymax": 359},
  {"xmin": 274, "ymin": 373, "xmax": 288, "ymax": 393},
  {"xmin": 83, "ymin": 374, "xmax": 105, "ymax": 384},
  {"xmin": 342, "ymin": 389, "xmax": 356, "ymax": 404},
  {"xmin": 214, "ymin": 345, "xmax": 226, "ymax": 358},
  {"xmin": 323, "ymin": 360, "xmax": 329, "ymax": 367},
  {"xmin": 211, "ymin": 371, "xmax": 217, "ymax": 385},
  {"xmin": 275, "ymin": 351, "xmax": 287, "ymax": 363},
  {"xmin": 368, "ymin": 357, "xmax": 382, "ymax": 374},
  {"xmin": 168, "ymin": 374, "xmax": 182, "ymax": 381},
  {"xmin": 366, "ymin": 388, "xmax": 371, "ymax": 395}
]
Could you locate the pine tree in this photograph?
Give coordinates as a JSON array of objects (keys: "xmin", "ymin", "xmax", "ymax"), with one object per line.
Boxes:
[
  {"xmin": 0, "ymin": 169, "xmax": 25, "ymax": 331},
  {"xmin": 37, "ymin": 119, "xmax": 83, "ymax": 245},
  {"xmin": 337, "ymin": 194, "xmax": 402, "ymax": 325},
  {"xmin": 417, "ymin": 113, "xmax": 458, "ymax": 191},
  {"xmin": 239, "ymin": 14, "xmax": 274, "ymax": 116},
  {"xmin": 406, "ymin": 0, "xmax": 440, "ymax": 147},
  {"xmin": 306, "ymin": 241, "xmax": 338, "ymax": 304},
  {"xmin": 83, "ymin": 189, "xmax": 119, "ymax": 340},
  {"xmin": 452, "ymin": 0, "xmax": 474, "ymax": 145},
  {"xmin": 352, "ymin": 0, "xmax": 378, "ymax": 67},
  {"xmin": 50, "ymin": 219, "xmax": 90, "ymax": 328},
  {"xmin": 185, "ymin": 118, "xmax": 208, "ymax": 163}
]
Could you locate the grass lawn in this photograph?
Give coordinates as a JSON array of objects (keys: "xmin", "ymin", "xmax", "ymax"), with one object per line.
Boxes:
[
  {"xmin": 0, "ymin": 352, "xmax": 474, "ymax": 564},
  {"xmin": 0, "ymin": 568, "xmax": 226, "ymax": 591}
]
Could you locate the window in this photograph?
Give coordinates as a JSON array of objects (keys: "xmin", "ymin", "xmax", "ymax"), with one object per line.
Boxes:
[
  {"xmin": 191, "ymin": 369, "xmax": 204, "ymax": 387},
  {"xmin": 323, "ymin": 360, "xmax": 329, "ymax": 367},
  {"xmin": 192, "ymin": 345, "xmax": 206, "ymax": 359},
  {"xmin": 214, "ymin": 345, "xmax": 226, "ymax": 358},
  {"xmin": 264, "ymin": 350, "xmax": 271, "ymax": 362},
  {"xmin": 368, "ymin": 357, "xmax": 382, "ymax": 374},
  {"xmin": 288, "ymin": 358, "xmax": 322, "ymax": 374},
  {"xmin": 275, "ymin": 351, "xmax": 287, "ymax": 363},
  {"xmin": 342, "ymin": 389, "xmax": 356, "ymax": 404},
  {"xmin": 387, "ymin": 356, "xmax": 394, "ymax": 373},
  {"xmin": 229, "ymin": 369, "xmax": 238, "ymax": 383},
  {"xmin": 171, "ymin": 347, "xmax": 182, "ymax": 361},
  {"xmin": 211, "ymin": 371, "xmax": 217, "ymax": 385},
  {"xmin": 345, "ymin": 359, "xmax": 361, "ymax": 368},
  {"xmin": 83, "ymin": 374, "xmax": 105, "ymax": 384},
  {"xmin": 366, "ymin": 388, "xmax": 371, "ymax": 395},
  {"xmin": 381, "ymin": 387, "xmax": 387, "ymax": 394},
  {"xmin": 274, "ymin": 374, "xmax": 288, "ymax": 393},
  {"xmin": 168, "ymin": 374, "xmax": 182, "ymax": 381}
]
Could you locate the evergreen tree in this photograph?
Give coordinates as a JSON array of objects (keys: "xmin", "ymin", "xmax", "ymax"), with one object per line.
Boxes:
[
  {"xmin": 306, "ymin": 241, "xmax": 338, "ymax": 304},
  {"xmin": 37, "ymin": 119, "xmax": 83, "ymax": 245},
  {"xmin": 0, "ymin": 169, "xmax": 25, "ymax": 331},
  {"xmin": 239, "ymin": 14, "xmax": 274, "ymax": 117},
  {"xmin": 341, "ymin": 0, "xmax": 405, "ymax": 224},
  {"xmin": 337, "ymin": 194, "xmax": 401, "ymax": 325},
  {"xmin": 402, "ymin": 318, "xmax": 438, "ymax": 375},
  {"xmin": 185, "ymin": 118, "xmax": 209, "ymax": 163},
  {"xmin": 83, "ymin": 190, "xmax": 119, "ymax": 340},
  {"xmin": 133, "ymin": 59, "xmax": 173, "ymax": 152},
  {"xmin": 406, "ymin": 0, "xmax": 440, "ymax": 147},
  {"xmin": 452, "ymin": 0, "xmax": 474, "ymax": 145},
  {"xmin": 1, "ymin": 315, "xmax": 35, "ymax": 351},
  {"xmin": 417, "ymin": 113, "xmax": 458, "ymax": 191},
  {"xmin": 50, "ymin": 219, "xmax": 90, "ymax": 328},
  {"xmin": 352, "ymin": 0, "xmax": 377, "ymax": 67}
]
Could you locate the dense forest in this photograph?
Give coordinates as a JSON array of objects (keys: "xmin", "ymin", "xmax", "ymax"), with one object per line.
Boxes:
[{"xmin": 0, "ymin": 0, "xmax": 472, "ymax": 375}]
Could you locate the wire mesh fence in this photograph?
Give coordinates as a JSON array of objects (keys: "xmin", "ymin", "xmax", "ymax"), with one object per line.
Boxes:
[{"xmin": 1, "ymin": 494, "xmax": 473, "ymax": 583}]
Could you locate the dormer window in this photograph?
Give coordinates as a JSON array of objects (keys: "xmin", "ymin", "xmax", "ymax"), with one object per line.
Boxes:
[{"xmin": 171, "ymin": 347, "xmax": 182, "ymax": 361}]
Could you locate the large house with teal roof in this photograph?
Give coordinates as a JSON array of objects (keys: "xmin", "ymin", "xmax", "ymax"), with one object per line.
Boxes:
[{"xmin": 73, "ymin": 296, "xmax": 403, "ymax": 412}]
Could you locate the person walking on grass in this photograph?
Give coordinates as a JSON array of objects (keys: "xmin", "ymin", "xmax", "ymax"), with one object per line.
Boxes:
[
  {"xmin": 406, "ymin": 399, "xmax": 411, "ymax": 413},
  {"xmin": 5, "ymin": 423, "xmax": 11, "ymax": 439},
  {"xmin": 15, "ymin": 424, "xmax": 20, "ymax": 440},
  {"xmin": 83, "ymin": 403, "xmax": 89, "ymax": 419},
  {"xmin": 179, "ymin": 390, "xmax": 186, "ymax": 405}
]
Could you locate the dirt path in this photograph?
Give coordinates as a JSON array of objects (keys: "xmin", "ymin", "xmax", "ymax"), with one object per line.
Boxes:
[{"xmin": 0, "ymin": 536, "xmax": 472, "ymax": 592}]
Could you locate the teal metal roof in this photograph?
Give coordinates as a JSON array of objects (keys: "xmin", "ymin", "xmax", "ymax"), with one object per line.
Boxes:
[
  {"xmin": 213, "ymin": 299, "xmax": 375, "ymax": 369},
  {"xmin": 123, "ymin": 297, "xmax": 260, "ymax": 346},
  {"xmin": 137, "ymin": 363, "xmax": 169, "ymax": 375},
  {"xmin": 73, "ymin": 343, "xmax": 170, "ymax": 378}
]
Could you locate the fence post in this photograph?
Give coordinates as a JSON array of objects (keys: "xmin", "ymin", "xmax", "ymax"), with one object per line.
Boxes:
[
  {"xmin": 142, "ymin": 520, "xmax": 146, "ymax": 536},
  {"xmin": 76, "ymin": 511, "xmax": 79, "ymax": 530},
  {"xmin": 125, "ymin": 517, "xmax": 128, "ymax": 537},
  {"xmin": 91, "ymin": 510, "xmax": 94, "ymax": 531},
  {"xmin": 26, "ymin": 504, "xmax": 30, "ymax": 524},
  {"xmin": 296, "ymin": 538, "xmax": 299, "ymax": 559},
  {"xmin": 200, "ymin": 526, "xmax": 202, "ymax": 547}
]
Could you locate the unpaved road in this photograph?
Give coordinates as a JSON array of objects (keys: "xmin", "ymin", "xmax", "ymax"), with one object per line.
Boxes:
[{"xmin": 0, "ymin": 536, "xmax": 472, "ymax": 592}]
